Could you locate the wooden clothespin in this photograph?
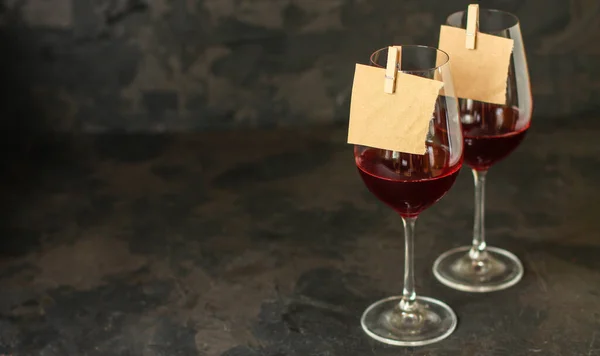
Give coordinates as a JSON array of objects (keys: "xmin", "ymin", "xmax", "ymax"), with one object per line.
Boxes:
[
  {"xmin": 465, "ymin": 4, "xmax": 479, "ymax": 50},
  {"xmin": 384, "ymin": 46, "xmax": 399, "ymax": 94}
]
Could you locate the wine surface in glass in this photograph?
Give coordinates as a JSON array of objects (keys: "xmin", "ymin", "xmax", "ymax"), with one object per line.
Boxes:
[
  {"xmin": 356, "ymin": 146, "xmax": 461, "ymax": 218},
  {"xmin": 462, "ymin": 104, "xmax": 529, "ymax": 171}
]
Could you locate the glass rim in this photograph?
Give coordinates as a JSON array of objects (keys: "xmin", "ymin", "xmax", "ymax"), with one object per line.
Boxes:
[
  {"xmin": 369, "ymin": 45, "xmax": 450, "ymax": 73},
  {"xmin": 446, "ymin": 8, "xmax": 520, "ymax": 31}
]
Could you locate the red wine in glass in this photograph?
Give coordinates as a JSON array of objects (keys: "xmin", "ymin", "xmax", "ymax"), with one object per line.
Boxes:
[
  {"xmin": 462, "ymin": 103, "xmax": 530, "ymax": 171},
  {"xmin": 433, "ymin": 7, "xmax": 533, "ymax": 294},
  {"xmin": 357, "ymin": 45, "xmax": 463, "ymax": 347},
  {"xmin": 356, "ymin": 146, "xmax": 461, "ymax": 218}
]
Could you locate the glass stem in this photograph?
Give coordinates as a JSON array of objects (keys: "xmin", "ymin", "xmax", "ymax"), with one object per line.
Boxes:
[
  {"xmin": 470, "ymin": 170, "xmax": 488, "ymax": 261},
  {"xmin": 400, "ymin": 216, "xmax": 418, "ymax": 312}
]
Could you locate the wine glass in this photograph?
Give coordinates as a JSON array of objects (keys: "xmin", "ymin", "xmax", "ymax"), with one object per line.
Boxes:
[
  {"xmin": 433, "ymin": 9, "xmax": 533, "ymax": 292},
  {"xmin": 356, "ymin": 45, "xmax": 463, "ymax": 346}
]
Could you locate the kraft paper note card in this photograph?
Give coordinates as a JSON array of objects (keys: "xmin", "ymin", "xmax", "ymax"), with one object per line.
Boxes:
[
  {"xmin": 438, "ymin": 25, "xmax": 514, "ymax": 105},
  {"xmin": 347, "ymin": 64, "xmax": 444, "ymax": 155}
]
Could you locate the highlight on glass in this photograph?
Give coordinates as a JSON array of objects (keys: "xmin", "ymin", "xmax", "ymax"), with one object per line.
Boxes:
[
  {"xmin": 433, "ymin": 9, "xmax": 533, "ymax": 293},
  {"xmin": 355, "ymin": 45, "xmax": 463, "ymax": 346}
]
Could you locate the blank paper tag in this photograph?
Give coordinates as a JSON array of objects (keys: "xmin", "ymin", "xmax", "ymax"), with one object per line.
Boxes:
[
  {"xmin": 438, "ymin": 25, "xmax": 514, "ymax": 105},
  {"xmin": 347, "ymin": 64, "xmax": 444, "ymax": 155}
]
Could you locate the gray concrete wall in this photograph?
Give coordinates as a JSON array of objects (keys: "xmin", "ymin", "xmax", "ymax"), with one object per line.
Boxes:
[{"xmin": 0, "ymin": 0, "xmax": 597, "ymax": 132}]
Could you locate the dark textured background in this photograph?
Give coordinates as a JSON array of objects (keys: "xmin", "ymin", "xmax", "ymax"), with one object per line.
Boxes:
[
  {"xmin": 2, "ymin": 1, "xmax": 600, "ymax": 354},
  {"xmin": 0, "ymin": 0, "xmax": 598, "ymax": 132}
]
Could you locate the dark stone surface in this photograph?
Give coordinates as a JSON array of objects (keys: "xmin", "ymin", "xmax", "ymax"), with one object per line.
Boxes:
[
  {"xmin": 0, "ymin": 119, "xmax": 599, "ymax": 355},
  {"xmin": 0, "ymin": 0, "xmax": 600, "ymax": 131}
]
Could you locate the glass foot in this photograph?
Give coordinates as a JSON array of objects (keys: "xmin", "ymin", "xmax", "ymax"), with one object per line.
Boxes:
[
  {"xmin": 360, "ymin": 296, "xmax": 457, "ymax": 346},
  {"xmin": 433, "ymin": 246, "xmax": 524, "ymax": 293}
]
